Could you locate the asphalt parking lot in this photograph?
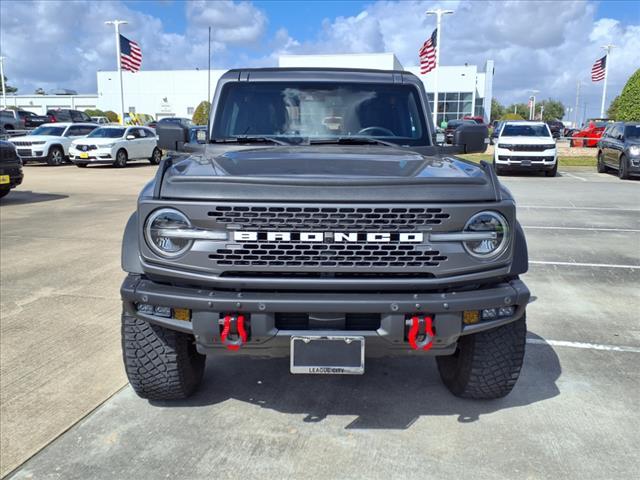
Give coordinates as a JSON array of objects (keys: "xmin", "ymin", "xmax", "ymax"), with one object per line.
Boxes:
[{"xmin": 1, "ymin": 164, "xmax": 639, "ymax": 479}]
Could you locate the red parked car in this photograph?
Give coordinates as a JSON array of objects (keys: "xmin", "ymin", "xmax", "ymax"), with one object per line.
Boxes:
[
  {"xmin": 462, "ymin": 115, "xmax": 485, "ymax": 124},
  {"xmin": 571, "ymin": 119, "xmax": 611, "ymax": 147}
]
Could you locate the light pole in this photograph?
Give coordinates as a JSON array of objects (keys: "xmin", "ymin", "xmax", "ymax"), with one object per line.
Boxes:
[
  {"xmin": 426, "ymin": 8, "xmax": 454, "ymax": 127},
  {"xmin": 600, "ymin": 44, "xmax": 614, "ymax": 118},
  {"xmin": 105, "ymin": 20, "xmax": 128, "ymax": 125},
  {"xmin": 0, "ymin": 56, "xmax": 6, "ymax": 109},
  {"xmin": 528, "ymin": 89, "xmax": 539, "ymax": 120},
  {"xmin": 574, "ymin": 80, "xmax": 581, "ymax": 128}
]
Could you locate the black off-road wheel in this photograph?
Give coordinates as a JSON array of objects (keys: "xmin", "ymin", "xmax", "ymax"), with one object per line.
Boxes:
[
  {"xmin": 597, "ymin": 151, "xmax": 607, "ymax": 173},
  {"xmin": 619, "ymin": 155, "xmax": 630, "ymax": 180},
  {"xmin": 47, "ymin": 146, "xmax": 65, "ymax": 166},
  {"xmin": 437, "ymin": 316, "xmax": 527, "ymax": 399},
  {"xmin": 149, "ymin": 147, "xmax": 162, "ymax": 165},
  {"xmin": 122, "ymin": 312, "xmax": 205, "ymax": 400}
]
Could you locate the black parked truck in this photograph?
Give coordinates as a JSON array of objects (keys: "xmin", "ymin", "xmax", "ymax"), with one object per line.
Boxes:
[{"xmin": 120, "ymin": 68, "xmax": 531, "ymax": 400}]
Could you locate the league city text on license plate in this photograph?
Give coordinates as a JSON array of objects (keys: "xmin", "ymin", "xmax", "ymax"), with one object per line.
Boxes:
[
  {"xmin": 290, "ymin": 336, "xmax": 365, "ymax": 375},
  {"xmin": 0, "ymin": 175, "xmax": 9, "ymax": 185}
]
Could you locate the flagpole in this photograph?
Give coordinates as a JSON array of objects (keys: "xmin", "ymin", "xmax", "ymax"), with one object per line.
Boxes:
[
  {"xmin": 600, "ymin": 44, "xmax": 614, "ymax": 118},
  {"xmin": 426, "ymin": 9, "xmax": 453, "ymax": 127},
  {"xmin": 105, "ymin": 20, "xmax": 128, "ymax": 125}
]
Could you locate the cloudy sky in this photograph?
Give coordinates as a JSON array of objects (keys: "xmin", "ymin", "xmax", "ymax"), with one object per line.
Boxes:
[{"xmin": 1, "ymin": 0, "xmax": 638, "ymax": 118}]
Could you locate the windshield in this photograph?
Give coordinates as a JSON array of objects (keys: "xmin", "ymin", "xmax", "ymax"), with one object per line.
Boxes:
[
  {"xmin": 625, "ymin": 125, "xmax": 640, "ymax": 139},
  {"xmin": 87, "ymin": 128, "xmax": 126, "ymax": 138},
  {"xmin": 501, "ymin": 124, "xmax": 551, "ymax": 137},
  {"xmin": 213, "ymin": 82, "xmax": 429, "ymax": 145},
  {"xmin": 31, "ymin": 126, "xmax": 66, "ymax": 136}
]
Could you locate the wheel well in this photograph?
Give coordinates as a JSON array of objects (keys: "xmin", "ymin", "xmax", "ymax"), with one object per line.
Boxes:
[
  {"xmin": 48, "ymin": 144, "xmax": 63, "ymax": 155},
  {"xmin": 117, "ymin": 147, "xmax": 127, "ymax": 157},
  {"xmin": 3, "ymin": 124, "xmax": 13, "ymax": 130}
]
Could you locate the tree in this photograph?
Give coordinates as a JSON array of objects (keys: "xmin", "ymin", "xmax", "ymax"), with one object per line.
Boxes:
[
  {"xmin": 1, "ymin": 75, "xmax": 18, "ymax": 94},
  {"xmin": 104, "ymin": 111, "xmax": 119, "ymax": 123},
  {"xmin": 538, "ymin": 99, "xmax": 565, "ymax": 122},
  {"xmin": 615, "ymin": 68, "xmax": 640, "ymax": 121},
  {"xmin": 505, "ymin": 103, "xmax": 530, "ymax": 119},
  {"xmin": 192, "ymin": 101, "xmax": 211, "ymax": 125},
  {"xmin": 607, "ymin": 95, "xmax": 620, "ymax": 119},
  {"xmin": 490, "ymin": 98, "xmax": 505, "ymax": 122},
  {"xmin": 34, "ymin": 87, "xmax": 45, "ymax": 95},
  {"xmin": 500, "ymin": 112, "xmax": 525, "ymax": 121}
]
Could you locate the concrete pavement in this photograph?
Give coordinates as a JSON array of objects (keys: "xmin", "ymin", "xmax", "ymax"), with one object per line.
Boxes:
[{"xmin": 2, "ymin": 165, "xmax": 639, "ymax": 479}]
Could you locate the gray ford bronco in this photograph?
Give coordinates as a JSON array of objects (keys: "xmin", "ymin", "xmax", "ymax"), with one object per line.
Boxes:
[{"xmin": 121, "ymin": 68, "xmax": 530, "ymax": 401}]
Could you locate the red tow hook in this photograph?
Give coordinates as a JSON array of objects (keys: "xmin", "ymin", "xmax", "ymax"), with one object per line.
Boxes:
[
  {"xmin": 407, "ymin": 315, "xmax": 434, "ymax": 351},
  {"xmin": 219, "ymin": 314, "xmax": 248, "ymax": 351}
]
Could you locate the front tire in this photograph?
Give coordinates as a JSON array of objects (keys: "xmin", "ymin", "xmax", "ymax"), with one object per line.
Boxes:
[
  {"xmin": 437, "ymin": 316, "xmax": 526, "ymax": 399},
  {"xmin": 149, "ymin": 147, "xmax": 162, "ymax": 165},
  {"xmin": 545, "ymin": 163, "xmax": 558, "ymax": 177},
  {"xmin": 597, "ymin": 151, "xmax": 607, "ymax": 173},
  {"xmin": 122, "ymin": 312, "xmax": 205, "ymax": 400},
  {"xmin": 619, "ymin": 155, "xmax": 630, "ymax": 180},
  {"xmin": 113, "ymin": 149, "xmax": 128, "ymax": 168},
  {"xmin": 47, "ymin": 146, "xmax": 65, "ymax": 166}
]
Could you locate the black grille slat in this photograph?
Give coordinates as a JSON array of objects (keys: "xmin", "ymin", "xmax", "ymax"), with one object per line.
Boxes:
[
  {"xmin": 209, "ymin": 243, "xmax": 447, "ymax": 269},
  {"xmin": 208, "ymin": 206, "xmax": 449, "ymax": 231}
]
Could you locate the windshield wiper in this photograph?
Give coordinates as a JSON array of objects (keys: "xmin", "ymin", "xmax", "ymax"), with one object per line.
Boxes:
[
  {"xmin": 214, "ymin": 136, "xmax": 290, "ymax": 146},
  {"xmin": 310, "ymin": 136, "xmax": 399, "ymax": 147}
]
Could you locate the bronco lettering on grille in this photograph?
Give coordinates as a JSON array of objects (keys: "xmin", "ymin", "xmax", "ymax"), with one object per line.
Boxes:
[{"xmin": 233, "ymin": 231, "xmax": 424, "ymax": 243}]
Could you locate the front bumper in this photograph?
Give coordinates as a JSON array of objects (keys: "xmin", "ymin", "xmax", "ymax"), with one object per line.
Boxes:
[
  {"xmin": 0, "ymin": 163, "xmax": 24, "ymax": 189},
  {"xmin": 69, "ymin": 147, "xmax": 114, "ymax": 163},
  {"xmin": 121, "ymin": 274, "xmax": 530, "ymax": 357},
  {"xmin": 495, "ymin": 151, "xmax": 557, "ymax": 170}
]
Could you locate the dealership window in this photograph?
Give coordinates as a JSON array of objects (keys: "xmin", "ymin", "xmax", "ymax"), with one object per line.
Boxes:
[
  {"xmin": 475, "ymin": 97, "xmax": 485, "ymax": 118},
  {"xmin": 427, "ymin": 91, "xmax": 474, "ymax": 124},
  {"xmin": 187, "ymin": 107, "xmax": 194, "ymax": 115}
]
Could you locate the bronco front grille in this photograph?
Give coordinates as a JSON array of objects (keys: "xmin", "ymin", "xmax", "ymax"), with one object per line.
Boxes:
[
  {"xmin": 209, "ymin": 243, "xmax": 447, "ymax": 269},
  {"xmin": 208, "ymin": 206, "xmax": 450, "ymax": 231}
]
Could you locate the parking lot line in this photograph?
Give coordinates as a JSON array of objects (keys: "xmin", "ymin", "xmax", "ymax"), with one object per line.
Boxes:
[
  {"xmin": 527, "ymin": 338, "xmax": 640, "ymax": 354},
  {"xmin": 521, "ymin": 205, "xmax": 640, "ymax": 212},
  {"xmin": 530, "ymin": 260, "xmax": 640, "ymax": 269},
  {"xmin": 523, "ymin": 226, "xmax": 640, "ymax": 233},
  {"xmin": 560, "ymin": 171, "xmax": 588, "ymax": 182}
]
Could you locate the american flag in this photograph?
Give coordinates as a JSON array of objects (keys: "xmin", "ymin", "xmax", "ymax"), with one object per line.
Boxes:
[
  {"xmin": 419, "ymin": 28, "xmax": 437, "ymax": 75},
  {"xmin": 120, "ymin": 34, "xmax": 142, "ymax": 72},
  {"xmin": 591, "ymin": 55, "xmax": 606, "ymax": 82}
]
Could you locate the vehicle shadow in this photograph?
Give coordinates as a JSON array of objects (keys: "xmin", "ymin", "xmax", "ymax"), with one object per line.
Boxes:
[
  {"xmin": 89, "ymin": 162, "xmax": 155, "ymax": 169},
  {"xmin": 0, "ymin": 190, "xmax": 67, "ymax": 205},
  {"xmin": 153, "ymin": 332, "xmax": 561, "ymax": 429}
]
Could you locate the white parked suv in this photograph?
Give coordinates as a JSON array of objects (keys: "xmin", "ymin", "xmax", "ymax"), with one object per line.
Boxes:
[
  {"xmin": 8, "ymin": 123, "xmax": 98, "ymax": 165},
  {"xmin": 69, "ymin": 126, "xmax": 161, "ymax": 168},
  {"xmin": 494, "ymin": 121, "xmax": 558, "ymax": 177}
]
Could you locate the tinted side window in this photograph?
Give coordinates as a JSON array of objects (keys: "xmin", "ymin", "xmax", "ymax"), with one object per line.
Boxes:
[{"xmin": 66, "ymin": 126, "xmax": 84, "ymax": 136}]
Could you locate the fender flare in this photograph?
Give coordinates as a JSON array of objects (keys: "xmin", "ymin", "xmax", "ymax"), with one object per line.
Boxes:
[
  {"xmin": 122, "ymin": 212, "xmax": 144, "ymax": 274},
  {"xmin": 509, "ymin": 220, "xmax": 528, "ymax": 276}
]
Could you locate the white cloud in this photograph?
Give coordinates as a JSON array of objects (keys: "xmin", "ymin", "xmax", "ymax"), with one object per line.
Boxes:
[{"xmin": 1, "ymin": 0, "xmax": 638, "ymax": 119}]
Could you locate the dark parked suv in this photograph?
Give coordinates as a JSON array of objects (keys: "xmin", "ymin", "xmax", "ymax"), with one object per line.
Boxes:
[
  {"xmin": 0, "ymin": 140, "xmax": 24, "ymax": 198},
  {"xmin": 46, "ymin": 109, "xmax": 92, "ymax": 123},
  {"xmin": 597, "ymin": 122, "xmax": 640, "ymax": 179}
]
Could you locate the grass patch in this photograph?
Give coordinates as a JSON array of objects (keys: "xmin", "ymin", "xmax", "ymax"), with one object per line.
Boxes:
[{"xmin": 458, "ymin": 154, "xmax": 596, "ymax": 167}]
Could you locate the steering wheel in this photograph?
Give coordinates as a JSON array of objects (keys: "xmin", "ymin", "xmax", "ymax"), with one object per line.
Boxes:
[{"xmin": 357, "ymin": 126, "xmax": 395, "ymax": 137}]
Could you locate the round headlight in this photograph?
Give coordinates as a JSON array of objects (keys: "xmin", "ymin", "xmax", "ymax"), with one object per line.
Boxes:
[
  {"xmin": 144, "ymin": 208, "xmax": 192, "ymax": 258},
  {"xmin": 463, "ymin": 211, "xmax": 509, "ymax": 259}
]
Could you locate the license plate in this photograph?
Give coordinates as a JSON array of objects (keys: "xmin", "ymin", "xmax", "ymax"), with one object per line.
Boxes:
[
  {"xmin": 290, "ymin": 336, "xmax": 365, "ymax": 375},
  {"xmin": 0, "ymin": 175, "xmax": 9, "ymax": 185},
  {"xmin": 79, "ymin": 153, "xmax": 89, "ymax": 159}
]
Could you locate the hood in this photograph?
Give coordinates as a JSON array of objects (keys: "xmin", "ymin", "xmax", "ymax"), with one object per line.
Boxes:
[
  {"xmin": 497, "ymin": 136, "xmax": 555, "ymax": 145},
  {"xmin": 159, "ymin": 144, "xmax": 500, "ymax": 203},
  {"xmin": 73, "ymin": 137, "xmax": 118, "ymax": 145},
  {"xmin": 9, "ymin": 135, "xmax": 60, "ymax": 142}
]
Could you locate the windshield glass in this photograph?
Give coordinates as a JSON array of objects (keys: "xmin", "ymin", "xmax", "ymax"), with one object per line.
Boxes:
[
  {"xmin": 501, "ymin": 124, "xmax": 550, "ymax": 137},
  {"xmin": 213, "ymin": 82, "xmax": 429, "ymax": 145},
  {"xmin": 87, "ymin": 128, "xmax": 126, "ymax": 138},
  {"xmin": 625, "ymin": 125, "xmax": 640, "ymax": 139},
  {"xmin": 31, "ymin": 126, "xmax": 66, "ymax": 136}
]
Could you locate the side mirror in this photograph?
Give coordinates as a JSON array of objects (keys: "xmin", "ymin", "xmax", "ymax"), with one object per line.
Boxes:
[
  {"xmin": 157, "ymin": 123, "xmax": 190, "ymax": 152},
  {"xmin": 126, "ymin": 134, "xmax": 135, "ymax": 140},
  {"xmin": 453, "ymin": 124, "xmax": 489, "ymax": 153}
]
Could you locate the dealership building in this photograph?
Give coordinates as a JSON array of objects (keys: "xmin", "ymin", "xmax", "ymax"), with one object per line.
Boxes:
[{"xmin": 4, "ymin": 53, "xmax": 494, "ymax": 124}]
